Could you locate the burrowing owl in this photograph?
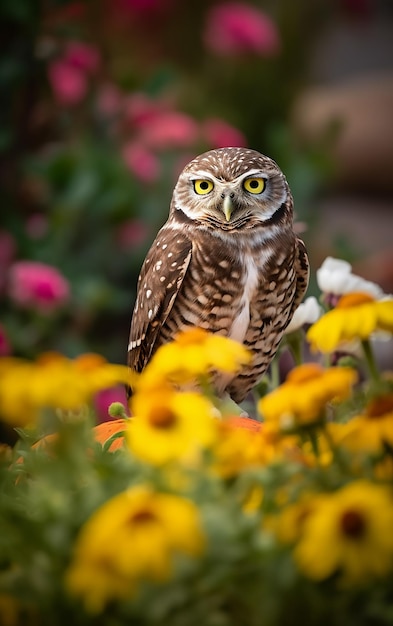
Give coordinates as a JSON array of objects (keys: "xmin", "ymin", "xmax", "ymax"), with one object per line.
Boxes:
[{"xmin": 128, "ymin": 147, "xmax": 309, "ymax": 402}]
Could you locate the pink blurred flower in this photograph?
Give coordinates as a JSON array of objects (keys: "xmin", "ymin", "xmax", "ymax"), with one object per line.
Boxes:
[
  {"xmin": 0, "ymin": 324, "xmax": 11, "ymax": 357},
  {"xmin": 48, "ymin": 60, "xmax": 87, "ymax": 105},
  {"xmin": 140, "ymin": 111, "xmax": 199, "ymax": 150},
  {"xmin": 94, "ymin": 385, "xmax": 128, "ymax": 423},
  {"xmin": 64, "ymin": 41, "xmax": 100, "ymax": 73},
  {"xmin": 48, "ymin": 41, "xmax": 100, "ymax": 105},
  {"xmin": 8, "ymin": 261, "xmax": 70, "ymax": 314},
  {"xmin": 116, "ymin": 219, "xmax": 149, "ymax": 250},
  {"xmin": 122, "ymin": 141, "xmax": 161, "ymax": 182},
  {"xmin": 124, "ymin": 92, "xmax": 171, "ymax": 128},
  {"xmin": 202, "ymin": 118, "xmax": 247, "ymax": 148},
  {"xmin": 204, "ymin": 3, "xmax": 280, "ymax": 56}
]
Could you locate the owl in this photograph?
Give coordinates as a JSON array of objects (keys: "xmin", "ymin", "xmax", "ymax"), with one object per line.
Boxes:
[{"xmin": 128, "ymin": 147, "xmax": 309, "ymax": 403}]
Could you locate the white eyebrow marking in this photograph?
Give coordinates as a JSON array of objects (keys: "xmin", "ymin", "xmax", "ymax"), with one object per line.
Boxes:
[
  {"xmin": 238, "ymin": 169, "xmax": 266, "ymax": 180},
  {"xmin": 188, "ymin": 171, "xmax": 216, "ymax": 181},
  {"xmin": 189, "ymin": 168, "xmax": 266, "ymax": 184}
]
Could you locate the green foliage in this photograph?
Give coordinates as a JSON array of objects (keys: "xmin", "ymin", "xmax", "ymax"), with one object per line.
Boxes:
[{"xmin": 2, "ymin": 409, "xmax": 393, "ymax": 626}]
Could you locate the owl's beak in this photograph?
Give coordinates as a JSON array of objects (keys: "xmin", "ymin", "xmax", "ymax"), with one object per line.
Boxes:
[{"xmin": 223, "ymin": 195, "xmax": 233, "ymax": 222}]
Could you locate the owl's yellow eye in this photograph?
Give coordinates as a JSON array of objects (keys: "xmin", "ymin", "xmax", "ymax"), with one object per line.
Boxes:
[
  {"xmin": 243, "ymin": 177, "xmax": 266, "ymax": 194},
  {"xmin": 193, "ymin": 179, "xmax": 214, "ymax": 195}
]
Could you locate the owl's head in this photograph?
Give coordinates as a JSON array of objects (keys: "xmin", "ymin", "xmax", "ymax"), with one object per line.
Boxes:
[{"xmin": 171, "ymin": 147, "xmax": 293, "ymax": 231}]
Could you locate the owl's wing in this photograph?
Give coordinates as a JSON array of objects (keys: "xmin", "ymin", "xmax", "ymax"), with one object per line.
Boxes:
[
  {"xmin": 291, "ymin": 237, "xmax": 310, "ymax": 313},
  {"xmin": 128, "ymin": 225, "xmax": 192, "ymax": 373}
]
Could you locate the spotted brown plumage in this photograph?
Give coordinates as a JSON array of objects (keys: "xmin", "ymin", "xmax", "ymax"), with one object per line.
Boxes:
[{"xmin": 128, "ymin": 147, "xmax": 309, "ymax": 402}]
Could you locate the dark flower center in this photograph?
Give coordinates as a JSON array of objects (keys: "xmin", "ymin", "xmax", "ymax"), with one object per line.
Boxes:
[
  {"xmin": 366, "ymin": 394, "xmax": 393, "ymax": 419},
  {"xmin": 149, "ymin": 406, "xmax": 177, "ymax": 429},
  {"xmin": 341, "ymin": 510, "xmax": 366, "ymax": 538},
  {"xmin": 130, "ymin": 509, "xmax": 156, "ymax": 524}
]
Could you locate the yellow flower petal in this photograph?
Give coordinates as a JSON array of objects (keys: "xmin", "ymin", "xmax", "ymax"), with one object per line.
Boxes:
[
  {"xmin": 258, "ymin": 364, "xmax": 357, "ymax": 427},
  {"xmin": 66, "ymin": 486, "xmax": 205, "ymax": 612},
  {"xmin": 128, "ymin": 389, "xmax": 217, "ymax": 465},
  {"xmin": 0, "ymin": 354, "xmax": 131, "ymax": 426},
  {"xmin": 294, "ymin": 481, "xmax": 393, "ymax": 584},
  {"xmin": 338, "ymin": 393, "xmax": 393, "ymax": 455},
  {"xmin": 140, "ymin": 328, "xmax": 251, "ymax": 389},
  {"xmin": 307, "ymin": 295, "xmax": 393, "ymax": 353}
]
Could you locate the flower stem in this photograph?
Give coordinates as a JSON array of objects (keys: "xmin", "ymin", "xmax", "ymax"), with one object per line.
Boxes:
[
  {"xmin": 270, "ymin": 355, "xmax": 281, "ymax": 390},
  {"xmin": 308, "ymin": 429, "xmax": 320, "ymax": 461},
  {"xmin": 361, "ymin": 339, "xmax": 380, "ymax": 383},
  {"xmin": 287, "ymin": 332, "xmax": 303, "ymax": 366}
]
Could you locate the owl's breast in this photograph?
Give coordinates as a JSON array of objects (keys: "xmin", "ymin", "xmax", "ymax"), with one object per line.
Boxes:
[
  {"xmin": 159, "ymin": 229, "xmax": 296, "ymax": 348},
  {"xmin": 226, "ymin": 252, "xmax": 260, "ymax": 344}
]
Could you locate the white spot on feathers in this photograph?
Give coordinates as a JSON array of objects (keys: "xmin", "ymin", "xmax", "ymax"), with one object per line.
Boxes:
[{"xmin": 228, "ymin": 254, "xmax": 259, "ymax": 344}]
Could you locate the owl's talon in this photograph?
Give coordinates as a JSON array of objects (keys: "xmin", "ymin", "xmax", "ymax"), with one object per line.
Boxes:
[{"xmin": 217, "ymin": 395, "xmax": 249, "ymax": 418}]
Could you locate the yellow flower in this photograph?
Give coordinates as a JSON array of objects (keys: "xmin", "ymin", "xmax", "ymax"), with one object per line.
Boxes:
[
  {"xmin": 73, "ymin": 353, "xmax": 131, "ymax": 393},
  {"xmin": 299, "ymin": 422, "xmax": 349, "ymax": 467},
  {"xmin": 243, "ymin": 485, "xmax": 264, "ymax": 514},
  {"xmin": 294, "ymin": 480, "xmax": 393, "ymax": 584},
  {"xmin": 339, "ymin": 392, "xmax": 393, "ymax": 454},
  {"xmin": 271, "ymin": 494, "xmax": 318, "ymax": 545},
  {"xmin": 258, "ymin": 363, "xmax": 357, "ymax": 428},
  {"xmin": 66, "ymin": 485, "xmax": 205, "ymax": 612},
  {"xmin": 139, "ymin": 327, "xmax": 251, "ymax": 387},
  {"xmin": 307, "ymin": 292, "xmax": 393, "ymax": 353},
  {"xmin": 374, "ymin": 456, "xmax": 393, "ymax": 481},
  {"xmin": 0, "ymin": 353, "xmax": 130, "ymax": 426},
  {"xmin": 212, "ymin": 423, "xmax": 269, "ymax": 478},
  {"xmin": 0, "ymin": 358, "xmax": 38, "ymax": 425},
  {"xmin": 212, "ymin": 420, "xmax": 297, "ymax": 478},
  {"xmin": 128, "ymin": 387, "xmax": 217, "ymax": 465}
]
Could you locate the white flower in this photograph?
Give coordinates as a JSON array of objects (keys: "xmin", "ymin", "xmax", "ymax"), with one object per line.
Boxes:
[
  {"xmin": 316, "ymin": 257, "xmax": 383, "ymax": 298},
  {"xmin": 285, "ymin": 296, "xmax": 322, "ymax": 334}
]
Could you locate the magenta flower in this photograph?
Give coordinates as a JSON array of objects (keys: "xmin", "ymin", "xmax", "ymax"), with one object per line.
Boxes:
[
  {"xmin": 48, "ymin": 41, "xmax": 100, "ymax": 105},
  {"xmin": 93, "ymin": 385, "xmax": 128, "ymax": 423},
  {"xmin": 0, "ymin": 324, "xmax": 11, "ymax": 357},
  {"xmin": 64, "ymin": 41, "xmax": 100, "ymax": 73},
  {"xmin": 8, "ymin": 261, "xmax": 70, "ymax": 314},
  {"xmin": 48, "ymin": 60, "xmax": 87, "ymax": 105},
  {"xmin": 202, "ymin": 118, "xmax": 247, "ymax": 148},
  {"xmin": 124, "ymin": 93, "xmax": 171, "ymax": 129},
  {"xmin": 122, "ymin": 141, "xmax": 161, "ymax": 183},
  {"xmin": 140, "ymin": 111, "xmax": 199, "ymax": 150},
  {"xmin": 204, "ymin": 3, "xmax": 280, "ymax": 56}
]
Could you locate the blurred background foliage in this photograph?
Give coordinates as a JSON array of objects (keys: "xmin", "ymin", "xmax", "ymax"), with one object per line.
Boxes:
[{"xmin": 1, "ymin": 0, "xmax": 392, "ymax": 363}]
